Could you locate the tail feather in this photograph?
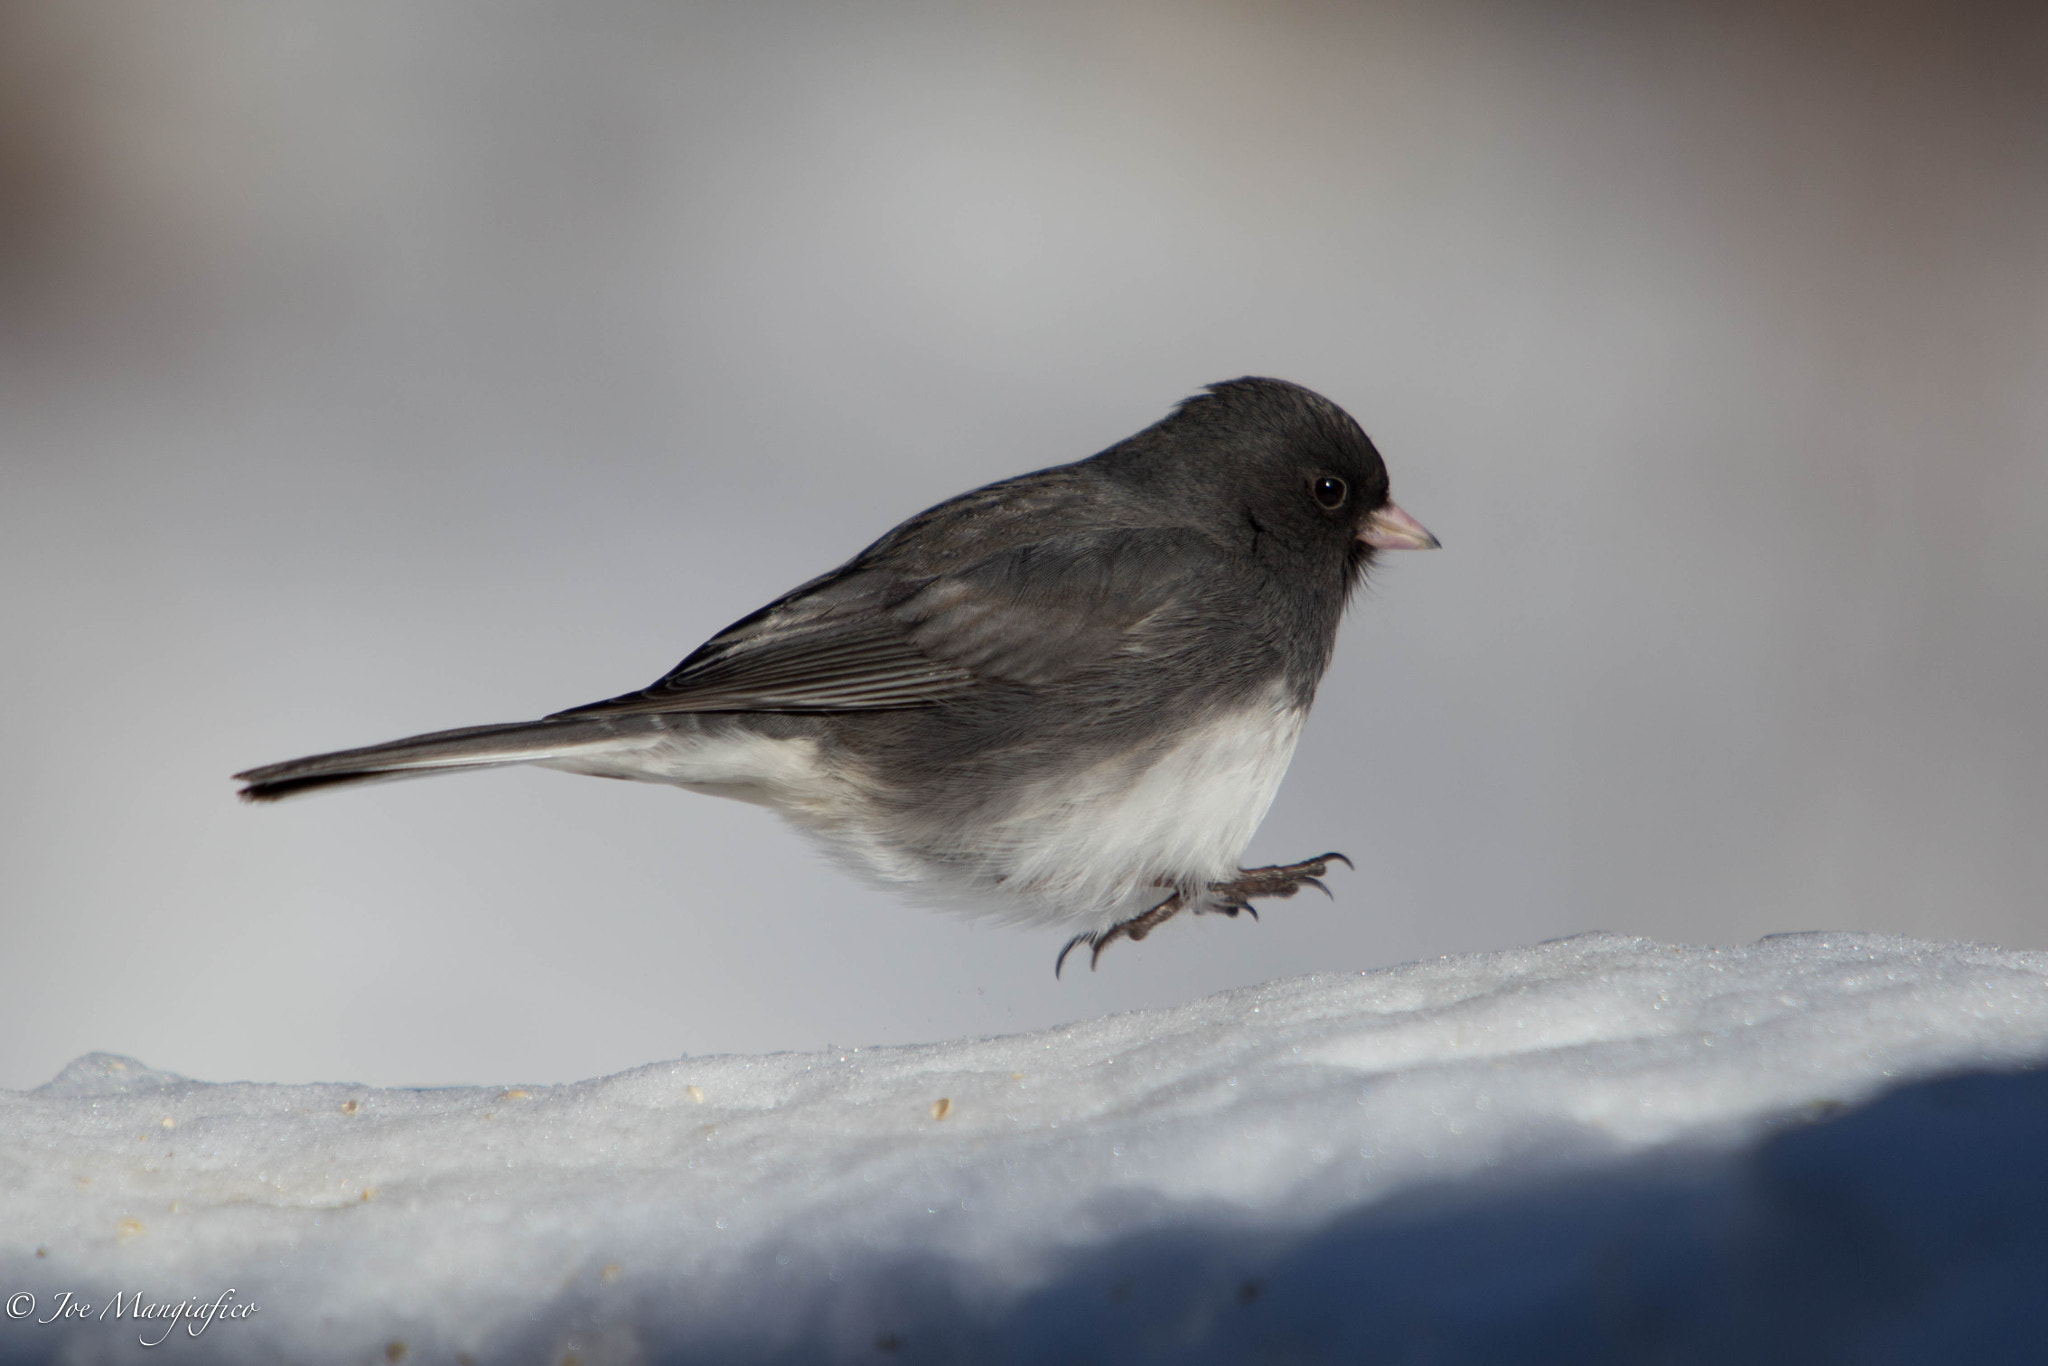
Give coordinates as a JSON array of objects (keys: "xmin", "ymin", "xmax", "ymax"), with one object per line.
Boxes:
[{"xmin": 234, "ymin": 718, "xmax": 637, "ymax": 802}]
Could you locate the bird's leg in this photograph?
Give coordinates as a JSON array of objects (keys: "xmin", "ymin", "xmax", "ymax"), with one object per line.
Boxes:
[{"xmin": 1055, "ymin": 853, "xmax": 1353, "ymax": 975}]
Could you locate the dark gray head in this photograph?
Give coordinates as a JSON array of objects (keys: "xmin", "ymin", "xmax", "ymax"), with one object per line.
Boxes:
[{"xmin": 1093, "ymin": 377, "xmax": 1438, "ymax": 579}]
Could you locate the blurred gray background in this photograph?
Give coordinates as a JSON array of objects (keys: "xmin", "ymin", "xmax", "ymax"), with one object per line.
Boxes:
[{"xmin": 3, "ymin": 0, "xmax": 2044, "ymax": 1090}]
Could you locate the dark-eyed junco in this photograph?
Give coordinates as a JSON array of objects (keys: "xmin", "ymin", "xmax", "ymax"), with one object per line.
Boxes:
[{"xmin": 238, "ymin": 378, "xmax": 1437, "ymax": 969}]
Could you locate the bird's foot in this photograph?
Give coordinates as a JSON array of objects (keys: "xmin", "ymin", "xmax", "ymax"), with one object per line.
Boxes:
[
  {"xmin": 1057, "ymin": 891, "xmax": 1187, "ymax": 977},
  {"xmin": 1208, "ymin": 851, "xmax": 1352, "ymax": 907},
  {"xmin": 1055, "ymin": 853, "xmax": 1352, "ymax": 975}
]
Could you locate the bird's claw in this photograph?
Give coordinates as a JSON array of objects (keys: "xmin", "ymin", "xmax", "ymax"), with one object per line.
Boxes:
[
  {"xmin": 1054, "ymin": 934, "xmax": 1089, "ymax": 978},
  {"xmin": 1202, "ymin": 899, "xmax": 1258, "ymax": 920}
]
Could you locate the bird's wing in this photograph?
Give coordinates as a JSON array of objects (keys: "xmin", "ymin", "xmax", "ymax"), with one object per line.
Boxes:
[
  {"xmin": 550, "ymin": 524, "xmax": 1211, "ymax": 718},
  {"xmin": 893, "ymin": 530, "xmax": 1201, "ymax": 686}
]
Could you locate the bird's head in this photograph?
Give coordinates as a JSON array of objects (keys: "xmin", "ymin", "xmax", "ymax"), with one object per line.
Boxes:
[{"xmin": 1109, "ymin": 376, "xmax": 1438, "ymax": 577}]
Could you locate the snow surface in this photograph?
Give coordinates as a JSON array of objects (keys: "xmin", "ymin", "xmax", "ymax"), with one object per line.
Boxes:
[{"xmin": 3, "ymin": 931, "xmax": 2047, "ymax": 1364}]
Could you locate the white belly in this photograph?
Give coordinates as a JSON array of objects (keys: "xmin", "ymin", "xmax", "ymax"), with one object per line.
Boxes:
[{"xmin": 863, "ymin": 683, "xmax": 1309, "ymax": 930}]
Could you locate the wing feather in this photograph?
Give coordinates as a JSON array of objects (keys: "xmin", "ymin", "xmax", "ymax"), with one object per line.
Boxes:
[
  {"xmin": 552, "ymin": 487, "xmax": 1216, "ymax": 718},
  {"xmin": 551, "ymin": 609, "xmax": 978, "ymax": 716}
]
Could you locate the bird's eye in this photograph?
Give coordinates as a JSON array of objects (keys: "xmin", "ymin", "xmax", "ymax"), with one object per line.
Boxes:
[{"xmin": 1312, "ymin": 476, "xmax": 1348, "ymax": 510}]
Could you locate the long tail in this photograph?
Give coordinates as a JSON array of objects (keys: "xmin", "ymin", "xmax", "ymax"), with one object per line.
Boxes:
[{"xmin": 234, "ymin": 717, "xmax": 642, "ymax": 802}]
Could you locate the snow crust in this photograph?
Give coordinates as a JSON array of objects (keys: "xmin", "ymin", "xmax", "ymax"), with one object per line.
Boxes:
[{"xmin": 3, "ymin": 931, "xmax": 2046, "ymax": 1364}]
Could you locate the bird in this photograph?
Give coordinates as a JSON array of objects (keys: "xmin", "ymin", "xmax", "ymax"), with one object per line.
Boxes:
[{"xmin": 236, "ymin": 377, "xmax": 1438, "ymax": 970}]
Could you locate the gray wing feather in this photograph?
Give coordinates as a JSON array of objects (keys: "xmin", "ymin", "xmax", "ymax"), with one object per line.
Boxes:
[{"xmin": 559, "ymin": 616, "xmax": 979, "ymax": 716}]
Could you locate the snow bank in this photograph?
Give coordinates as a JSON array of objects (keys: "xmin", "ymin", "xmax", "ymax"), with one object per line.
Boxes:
[{"xmin": 3, "ymin": 931, "xmax": 2046, "ymax": 1364}]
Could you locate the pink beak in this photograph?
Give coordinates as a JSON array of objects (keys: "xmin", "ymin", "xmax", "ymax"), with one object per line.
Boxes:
[{"xmin": 1358, "ymin": 501, "xmax": 1440, "ymax": 551}]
